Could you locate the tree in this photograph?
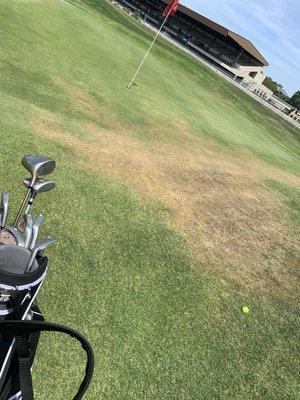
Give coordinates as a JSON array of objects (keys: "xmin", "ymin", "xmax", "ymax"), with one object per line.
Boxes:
[
  {"xmin": 289, "ymin": 90, "xmax": 300, "ymax": 110},
  {"xmin": 276, "ymin": 91, "xmax": 290, "ymax": 103},
  {"xmin": 263, "ymin": 76, "xmax": 289, "ymax": 102},
  {"xmin": 263, "ymin": 77, "xmax": 299, "ymax": 109},
  {"xmin": 263, "ymin": 76, "xmax": 278, "ymax": 93}
]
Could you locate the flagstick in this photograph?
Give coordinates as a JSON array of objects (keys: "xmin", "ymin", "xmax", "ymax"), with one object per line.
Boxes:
[{"xmin": 127, "ymin": 9, "xmax": 172, "ymax": 89}]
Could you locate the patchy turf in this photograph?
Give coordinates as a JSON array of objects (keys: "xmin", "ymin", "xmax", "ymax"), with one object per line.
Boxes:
[{"xmin": 0, "ymin": 1, "xmax": 299, "ymax": 399}]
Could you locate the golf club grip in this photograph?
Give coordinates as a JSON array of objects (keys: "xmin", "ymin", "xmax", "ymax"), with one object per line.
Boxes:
[{"xmin": 0, "ymin": 320, "xmax": 94, "ymax": 400}]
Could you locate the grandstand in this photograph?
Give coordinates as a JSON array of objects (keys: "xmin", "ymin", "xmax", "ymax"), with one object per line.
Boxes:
[{"xmin": 117, "ymin": 0, "xmax": 269, "ymax": 92}]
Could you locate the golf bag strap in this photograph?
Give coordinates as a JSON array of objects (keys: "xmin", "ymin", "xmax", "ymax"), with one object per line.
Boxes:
[
  {"xmin": 0, "ymin": 320, "xmax": 94, "ymax": 400},
  {"xmin": 15, "ymin": 333, "xmax": 34, "ymax": 400}
]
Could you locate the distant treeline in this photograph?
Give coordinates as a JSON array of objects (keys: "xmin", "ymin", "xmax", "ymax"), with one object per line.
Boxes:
[{"xmin": 264, "ymin": 77, "xmax": 299, "ymax": 109}]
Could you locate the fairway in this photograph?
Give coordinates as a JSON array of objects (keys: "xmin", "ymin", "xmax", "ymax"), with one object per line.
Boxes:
[{"xmin": 0, "ymin": 0, "xmax": 299, "ymax": 399}]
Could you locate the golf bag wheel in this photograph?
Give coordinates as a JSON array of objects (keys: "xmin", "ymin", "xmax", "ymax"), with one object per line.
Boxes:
[{"xmin": 0, "ymin": 320, "xmax": 94, "ymax": 400}]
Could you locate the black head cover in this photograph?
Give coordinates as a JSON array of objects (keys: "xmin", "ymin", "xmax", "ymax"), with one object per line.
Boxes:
[{"xmin": 0, "ymin": 246, "xmax": 41, "ymax": 281}]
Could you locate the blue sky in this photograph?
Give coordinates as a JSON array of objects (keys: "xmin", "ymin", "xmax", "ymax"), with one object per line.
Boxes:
[{"xmin": 180, "ymin": 0, "xmax": 300, "ymax": 95}]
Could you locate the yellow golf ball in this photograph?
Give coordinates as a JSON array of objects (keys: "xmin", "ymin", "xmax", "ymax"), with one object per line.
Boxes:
[{"xmin": 242, "ymin": 306, "xmax": 250, "ymax": 314}]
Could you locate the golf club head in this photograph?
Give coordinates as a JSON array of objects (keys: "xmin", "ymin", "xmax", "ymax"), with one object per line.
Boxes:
[
  {"xmin": 23, "ymin": 178, "xmax": 55, "ymax": 193},
  {"xmin": 0, "ymin": 228, "xmax": 18, "ymax": 246},
  {"xmin": 36, "ymin": 235, "xmax": 55, "ymax": 250},
  {"xmin": 16, "ymin": 214, "xmax": 27, "ymax": 233},
  {"xmin": 26, "ymin": 235, "xmax": 55, "ymax": 273},
  {"xmin": 5, "ymin": 227, "xmax": 25, "ymax": 247},
  {"xmin": 22, "ymin": 178, "xmax": 32, "ymax": 188},
  {"xmin": 29, "ymin": 213, "xmax": 45, "ymax": 251},
  {"xmin": 1, "ymin": 192, "xmax": 10, "ymax": 229},
  {"xmin": 21, "ymin": 155, "xmax": 56, "ymax": 184},
  {"xmin": 24, "ymin": 214, "xmax": 33, "ymax": 248},
  {"xmin": 33, "ymin": 180, "xmax": 55, "ymax": 194}
]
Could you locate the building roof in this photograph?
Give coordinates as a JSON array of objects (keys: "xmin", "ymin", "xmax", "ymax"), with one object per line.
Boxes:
[
  {"xmin": 228, "ymin": 32, "xmax": 268, "ymax": 66},
  {"xmin": 161, "ymin": 0, "xmax": 269, "ymax": 66}
]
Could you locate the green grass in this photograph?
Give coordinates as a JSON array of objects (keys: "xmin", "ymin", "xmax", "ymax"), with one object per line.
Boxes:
[
  {"xmin": 264, "ymin": 180, "xmax": 300, "ymax": 226},
  {"xmin": 0, "ymin": 1, "xmax": 299, "ymax": 399}
]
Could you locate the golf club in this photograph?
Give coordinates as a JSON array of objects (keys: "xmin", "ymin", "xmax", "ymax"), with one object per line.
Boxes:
[
  {"xmin": 1, "ymin": 192, "xmax": 10, "ymax": 230},
  {"xmin": 0, "ymin": 229, "xmax": 17, "ymax": 246},
  {"xmin": 14, "ymin": 155, "xmax": 56, "ymax": 227},
  {"xmin": 23, "ymin": 179, "xmax": 55, "ymax": 214},
  {"xmin": 11, "ymin": 227, "xmax": 26, "ymax": 247},
  {"xmin": 2, "ymin": 227, "xmax": 26, "ymax": 247},
  {"xmin": 25, "ymin": 236, "xmax": 55, "ymax": 273},
  {"xmin": 0, "ymin": 155, "xmax": 94, "ymax": 399},
  {"xmin": 24, "ymin": 214, "xmax": 33, "ymax": 248},
  {"xmin": 30, "ymin": 213, "xmax": 44, "ymax": 251}
]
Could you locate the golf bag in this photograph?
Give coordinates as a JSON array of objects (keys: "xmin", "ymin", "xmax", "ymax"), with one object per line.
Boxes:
[
  {"xmin": 0, "ymin": 246, "xmax": 94, "ymax": 400},
  {"xmin": 0, "ymin": 155, "xmax": 94, "ymax": 399},
  {"xmin": 0, "ymin": 246, "xmax": 47, "ymax": 400}
]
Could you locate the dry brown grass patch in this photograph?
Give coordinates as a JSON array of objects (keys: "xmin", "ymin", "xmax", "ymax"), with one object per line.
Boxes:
[{"xmin": 32, "ymin": 103, "xmax": 299, "ymax": 299}]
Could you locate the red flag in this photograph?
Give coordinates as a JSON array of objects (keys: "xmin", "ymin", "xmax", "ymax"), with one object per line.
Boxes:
[{"xmin": 162, "ymin": 0, "xmax": 179, "ymax": 17}]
